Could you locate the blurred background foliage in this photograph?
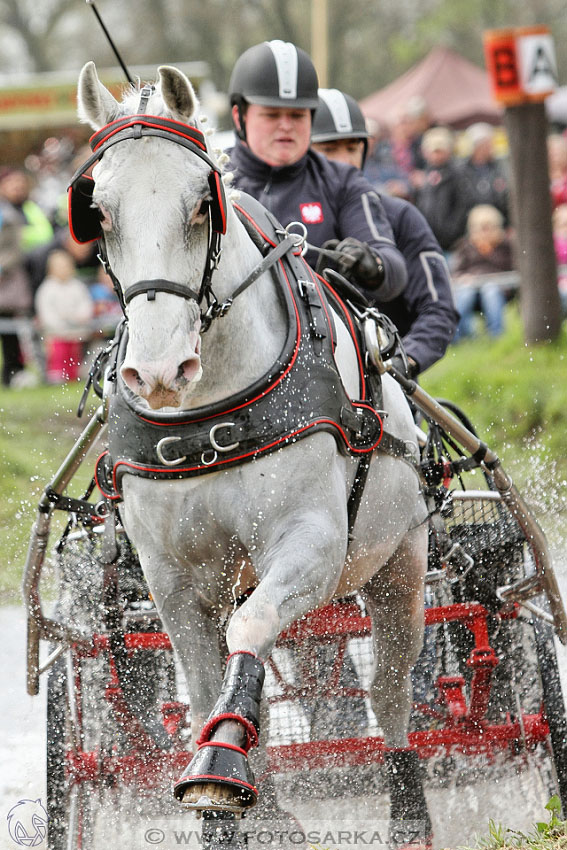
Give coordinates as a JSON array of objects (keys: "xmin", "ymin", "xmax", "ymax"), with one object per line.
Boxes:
[{"xmin": 1, "ymin": 0, "xmax": 566, "ymax": 120}]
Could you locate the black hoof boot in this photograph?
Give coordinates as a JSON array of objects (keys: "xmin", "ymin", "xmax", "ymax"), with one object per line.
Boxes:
[
  {"xmin": 174, "ymin": 652, "xmax": 265, "ymax": 813},
  {"xmin": 384, "ymin": 748, "xmax": 432, "ymax": 849},
  {"xmin": 174, "ymin": 742, "xmax": 257, "ymax": 812}
]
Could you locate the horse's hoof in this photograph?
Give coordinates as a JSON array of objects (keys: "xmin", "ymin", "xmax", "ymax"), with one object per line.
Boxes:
[
  {"xmin": 385, "ymin": 748, "xmax": 433, "ymax": 849},
  {"xmin": 173, "ymin": 743, "xmax": 258, "ymax": 811},
  {"xmin": 182, "ymin": 782, "xmax": 247, "ymax": 814}
]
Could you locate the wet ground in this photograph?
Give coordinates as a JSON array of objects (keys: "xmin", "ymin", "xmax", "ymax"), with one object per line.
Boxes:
[{"xmin": 3, "ymin": 556, "xmax": 567, "ymax": 849}]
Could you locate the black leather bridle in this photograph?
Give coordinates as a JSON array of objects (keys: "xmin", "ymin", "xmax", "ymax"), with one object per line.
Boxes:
[
  {"xmin": 68, "ymin": 93, "xmax": 300, "ymax": 330},
  {"xmin": 68, "ymin": 85, "xmax": 230, "ymax": 321}
]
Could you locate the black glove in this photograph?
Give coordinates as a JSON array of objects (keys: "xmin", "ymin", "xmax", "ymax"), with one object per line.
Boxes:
[
  {"xmin": 317, "ymin": 237, "xmax": 385, "ymax": 289},
  {"xmin": 387, "ymin": 353, "xmax": 419, "ymax": 380}
]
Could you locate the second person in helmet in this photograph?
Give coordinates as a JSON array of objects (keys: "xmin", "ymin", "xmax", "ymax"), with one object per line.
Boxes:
[
  {"xmin": 227, "ymin": 40, "xmax": 407, "ymax": 301},
  {"xmin": 311, "ymin": 88, "xmax": 459, "ymax": 378}
]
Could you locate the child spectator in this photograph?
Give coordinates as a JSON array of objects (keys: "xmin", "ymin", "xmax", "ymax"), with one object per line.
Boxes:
[
  {"xmin": 552, "ymin": 202, "xmax": 567, "ymax": 316},
  {"xmin": 89, "ymin": 266, "xmax": 121, "ymax": 330},
  {"xmin": 35, "ymin": 249, "xmax": 94, "ymax": 383},
  {"xmin": 84, "ymin": 265, "xmax": 123, "ymax": 363},
  {"xmin": 451, "ymin": 204, "xmax": 515, "ymax": 341}
]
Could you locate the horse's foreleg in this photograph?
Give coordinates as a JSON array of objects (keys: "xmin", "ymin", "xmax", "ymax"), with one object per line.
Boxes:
[
  {"xmin": 363, "ymin": 527, "xmax": 427, "ymax": 747},
  {"xmin": 138, "ymin": 561, "xmax": 223, "ymax": 746},
  {"xmin": 175, "ymin": 512, "xmax": 346, "ymax": 813},
  {"xmin": 362, "ymin": 524, "xmax": 432, "ymax": 848}
]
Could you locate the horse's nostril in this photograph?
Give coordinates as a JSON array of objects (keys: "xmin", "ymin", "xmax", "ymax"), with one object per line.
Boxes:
[
  {"xmin": 179, "ymin": 356, "xmax": 201, "ymax": 383},
  {"xmin": 121, "ymin": 367, "xmax": 144, "ymax": 390}
]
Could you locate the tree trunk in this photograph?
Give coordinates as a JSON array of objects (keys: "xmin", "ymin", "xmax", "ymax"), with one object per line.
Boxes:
[{"xmin": 504, "ymin": 102, "xmax": 562, "ymax": 343}]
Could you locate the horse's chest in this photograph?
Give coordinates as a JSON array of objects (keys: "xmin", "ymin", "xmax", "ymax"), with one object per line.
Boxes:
[{"xmin": 121, "ymin": 473, "xmax": 262, "ymax": 566}]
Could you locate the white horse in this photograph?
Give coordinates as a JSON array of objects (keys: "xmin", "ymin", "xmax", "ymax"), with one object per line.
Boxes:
[{"xmin": 76, "ymin": 62, "xmax": 431, "ymax": 843}]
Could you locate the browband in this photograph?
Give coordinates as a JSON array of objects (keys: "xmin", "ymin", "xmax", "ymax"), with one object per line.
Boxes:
[{"xmin": 68, "ymin": 113, "xmax": 227, "ymax": 239}]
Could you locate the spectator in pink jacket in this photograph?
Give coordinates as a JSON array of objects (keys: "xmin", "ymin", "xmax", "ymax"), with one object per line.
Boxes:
[{"xmin": 35, "ymin": 249, "xmax": 93, "ymax": 382}]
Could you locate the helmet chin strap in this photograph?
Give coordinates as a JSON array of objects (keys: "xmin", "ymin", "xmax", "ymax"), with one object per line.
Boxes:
[{"xmin": 235, "ymin": 102, "xmax": 247, "ymax": 142}]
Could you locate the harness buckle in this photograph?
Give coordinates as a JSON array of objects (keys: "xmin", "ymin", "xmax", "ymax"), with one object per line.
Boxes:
[
  {"xmin": 202, "ymin": 297, "xmax": 232, "ymax": 328},
  {"xmin": 218, "ymin": 298, "xmax": 233, "ymax": 316},
  {"xmin": 211, "ymin": 246, "xmax": 222, "ymax": 271},
  {"xmin": 297, "ymin": 279, "xmax": 326, "ymax": 342},
  {"xmin": 278, "ymin": 221, "xmax": 307, "ymax": 256}
]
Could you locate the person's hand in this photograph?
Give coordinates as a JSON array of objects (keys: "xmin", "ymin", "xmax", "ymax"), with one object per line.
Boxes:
[
  {"xmin": 387, "ymin": 353, "xmax": 419, "ymax": 379},
  {"xmin": 318, "ymin": 237, "xmax": 384, "ymax": 288}
]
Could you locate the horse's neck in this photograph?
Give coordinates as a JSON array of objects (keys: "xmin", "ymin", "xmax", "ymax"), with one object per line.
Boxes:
[{"xmin": 186, "ymin": 211, "xmax": 287, "ymax": 408}]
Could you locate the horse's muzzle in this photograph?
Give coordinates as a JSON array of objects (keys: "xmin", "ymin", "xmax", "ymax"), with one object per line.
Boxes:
[{"xmin": 121, "ymin": 354, "xmax": 202, "ymax": 409}]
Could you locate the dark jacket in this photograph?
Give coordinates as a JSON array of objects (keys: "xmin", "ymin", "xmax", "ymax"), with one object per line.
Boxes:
[
  {"xmin": 415, "ymin": 160, "xmax": 469, "ymax": 252},
  {"xmin": 228, "ymin": 141, "xmax": 407, "ymax": 302},
  {"xmin": 452, "ymin": 237, "xmax": 514, "ymax": 279},
  {"xmin": 459, "ymin": 157, "xmax": 510, "ymax": 224},
  {"xmin": 378, "ymin": 195, "xmax": 459, "ymax": 373}
]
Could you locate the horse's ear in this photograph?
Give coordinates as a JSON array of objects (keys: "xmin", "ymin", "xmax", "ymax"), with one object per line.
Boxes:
[
  {"xmin": 158, "ymin": 66, "xmax": 198, "ymax": 122},
  {"xmin": 77, "ymin": 61, "xmax": 120, "ymax": 130}
]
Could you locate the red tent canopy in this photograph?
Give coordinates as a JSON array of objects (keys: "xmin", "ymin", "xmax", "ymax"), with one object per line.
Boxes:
[{"xmin": 360, "ymin": 47, "xmax": 503, "ymax": 129}]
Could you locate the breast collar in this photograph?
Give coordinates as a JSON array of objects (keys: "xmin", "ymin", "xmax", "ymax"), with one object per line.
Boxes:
[{"xmin": 96, "ymin": 194, "xmax": 385, "ymax": 499}]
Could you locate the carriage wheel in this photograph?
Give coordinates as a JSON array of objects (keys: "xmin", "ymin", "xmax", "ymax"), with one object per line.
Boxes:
[
  {"xmin": 46, "ymin": 652, "xmax": 95, "ymax": 850},
  {"xmin": 534, "ymin": 619, "xmax": 567, "ymax": 814},
  {"xmin": 49, "ymin": 527, "xmax": 184, "ymax": 848}
]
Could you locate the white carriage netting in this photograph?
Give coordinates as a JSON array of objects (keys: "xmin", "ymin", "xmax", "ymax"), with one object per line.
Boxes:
[{"xmin": 52, "ymin": 487, "xmax": 536, "ymax": 751}]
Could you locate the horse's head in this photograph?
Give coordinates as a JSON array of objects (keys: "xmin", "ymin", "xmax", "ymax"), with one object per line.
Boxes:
[{"xmin": 76, "ymin": 62, "xmax": 227, "ymax": 409}]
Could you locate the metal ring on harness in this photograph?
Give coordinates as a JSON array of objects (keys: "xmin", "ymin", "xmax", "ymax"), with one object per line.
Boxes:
[
  {"xmin": 278, "ymin": 221, "xmax": 308, "ymax": 256},
  {"xmin": 201, "ymin": 449, "xmax": 218, "ymax": 466}
]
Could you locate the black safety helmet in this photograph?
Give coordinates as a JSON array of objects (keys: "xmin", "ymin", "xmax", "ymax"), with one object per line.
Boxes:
[
  {"xmin": 229, "ymin": 40, "xmax": 319, "ymax": 140},
  {"xmin": 312, "ymin": 88, "xmax": 370, "ymax": 165}
]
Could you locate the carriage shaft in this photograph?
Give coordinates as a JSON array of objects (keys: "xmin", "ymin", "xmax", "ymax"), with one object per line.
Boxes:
[
  {"xmin": 386, "ymin": 364, "xmax": 567, "ymax": 644},
  {"xmin": 22, "ymin": 404, "xmax": 108, "ymax": 695}
]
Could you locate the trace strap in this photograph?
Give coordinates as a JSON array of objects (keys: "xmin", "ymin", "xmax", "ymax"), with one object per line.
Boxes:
[{"xmin": 201, "ymin": 232, "xmax": 301, "ymax": 329}]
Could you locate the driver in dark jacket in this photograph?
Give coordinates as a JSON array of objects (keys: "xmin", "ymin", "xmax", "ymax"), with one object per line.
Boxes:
[
  {"xmin": 311, "ymin": 88, "xmax": 459, "ymax": 376},
  {"xmin": 226, "ymin": 40, "xmax": 407, "ymax": 303}
]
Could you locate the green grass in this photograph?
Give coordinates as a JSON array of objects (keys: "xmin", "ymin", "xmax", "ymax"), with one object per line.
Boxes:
[
  {"xmin": 421, "ymin": 306, "xmax": 567, "ymax": 545},
  {"xmin": 0, "ymin": 381, "xmax": 100, "ymax": 603},
  {"xmin": 423, "ymin": 307, "xmax": 567, "ymax": 463},
  {"xmin": 455, "ymin": 797, "xmax": 567, "ymax": 850}
]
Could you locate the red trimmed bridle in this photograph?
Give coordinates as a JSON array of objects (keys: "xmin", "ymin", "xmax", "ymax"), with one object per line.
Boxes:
[
  {"xmin": 68, "ymin": 85, "xmax": 230, "ymax": 325},
  {"xmin": 68, "ymin": 89, "xmax": 300, "ymax": 332}
]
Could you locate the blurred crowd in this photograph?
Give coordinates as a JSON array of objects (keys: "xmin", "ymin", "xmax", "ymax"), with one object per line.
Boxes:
[
  {"xmin": 362, "ymin": 95, "xmax": 567, "ymax": 342},
  {"xmin": 0, "ymin": 138, "xmax": 121, "ymax": 388},
  {"xmin": 1, "ymin": 105, "xmax": 567, "ymax": 388}
]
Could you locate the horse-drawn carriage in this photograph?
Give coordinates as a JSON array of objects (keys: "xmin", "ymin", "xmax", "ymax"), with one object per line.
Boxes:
[{"xmin": 23, "ymin": 63, "xmax": 567, "ymax": 850}]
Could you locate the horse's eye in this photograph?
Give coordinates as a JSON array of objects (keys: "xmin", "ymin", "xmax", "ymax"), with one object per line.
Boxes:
[{"xmin": 95, "ymin": 203, "xmax": 113, "ymax": 232}]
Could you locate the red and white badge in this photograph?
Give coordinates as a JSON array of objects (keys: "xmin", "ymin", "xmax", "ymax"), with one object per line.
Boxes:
[{"xmin": 300, "ymin": 202, "xmax": 324, "ymax": 224}]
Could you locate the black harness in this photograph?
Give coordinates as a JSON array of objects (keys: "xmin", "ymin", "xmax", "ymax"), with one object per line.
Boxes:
[
  {"xmin": 68, "ymin": 99, "xmax": 230, "ymax": 326},
  {"xmin": 95, "ymin": 194, "xmax": 390, "ymax": 499},
  {"xmin": 69, "ymin": 100, "xmax": 417, "ymax": 531}
]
